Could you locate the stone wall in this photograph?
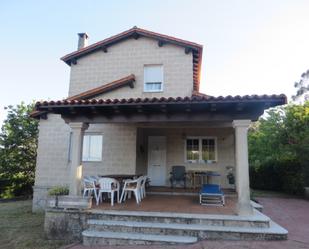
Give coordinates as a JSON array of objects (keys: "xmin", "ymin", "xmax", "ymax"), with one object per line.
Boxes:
[
  {"xmin": 33, "ymin": 117, "xmax": 137, "ymax": 211},
  {"xmin": 68, "ymin": 37, "xmax": 193, "ymax": 99},
  {"xmin": 32, "ymin": 114, "xmax": 71, "ymax": 212},
  {"xmin": 140, "ymin": 126, "xmax": 235, "ymax": 188},
  {"xmin": 44, "ymin": 209, "xmax": 88, "ymax": 241}
]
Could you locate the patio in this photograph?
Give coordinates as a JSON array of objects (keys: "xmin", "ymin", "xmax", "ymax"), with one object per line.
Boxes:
[{"xmin": 93, "ymin": 194, "xmax": 237, "ymax": 215}]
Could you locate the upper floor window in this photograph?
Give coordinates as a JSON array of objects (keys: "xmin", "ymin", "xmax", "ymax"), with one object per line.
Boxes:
[{"xmin": 144, "ymin": 65, "xmax": 163, "ymax": 92}]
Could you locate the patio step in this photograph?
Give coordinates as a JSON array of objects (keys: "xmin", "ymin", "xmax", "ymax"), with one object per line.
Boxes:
[
  {"xmin": 89, "ymin": 209, "xmax": 270, "ymax": 228},
  {"xmin": 82, "ymin": 230, "xmax": 197, "ymax": 246},
  {"xmin": 86, "ymin": 219, "xmax": 288, "ymax": 241}
]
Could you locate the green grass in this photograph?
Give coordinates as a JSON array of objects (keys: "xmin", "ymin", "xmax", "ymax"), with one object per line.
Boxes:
[{"xmin": 0, "ymin": 200, "xmax": 67, "ymax": 249}]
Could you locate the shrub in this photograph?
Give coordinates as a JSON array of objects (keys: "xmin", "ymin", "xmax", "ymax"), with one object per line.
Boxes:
[
  {"xmin": 250, "ymin": 159, "xmax": 304, "ymax": 195},
  {"xmin": 48, "ymin": 186, "xmax": 69, "ymax": 196}
]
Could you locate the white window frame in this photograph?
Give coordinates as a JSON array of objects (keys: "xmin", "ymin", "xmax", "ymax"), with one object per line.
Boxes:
[
  {"xmin": 82, "ymin": 133, "xmax": 103, "ymax": 162},
  {"xmin": 184, "ymin": 136, "xmax": 217, "ymax": 164},
  {"xmin": 143, "ymin": 64, "xmax": 164, "ymax": 92}
]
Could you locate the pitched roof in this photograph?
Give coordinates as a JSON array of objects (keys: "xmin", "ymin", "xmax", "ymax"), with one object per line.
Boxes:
[
  {"xmin": 66, "ymin": 74, "xmax": 135, "ymax": 101},
  {"xmin": 61, "ymin": 26, "xmax": 203, "ymax": 92},
  {"xmin": 31, "ymin": 94, "xmax": 287, "ymax": 120},
  {"xmin": 35, "ymin": 94, "xmax": 287, "ymax": 108}
]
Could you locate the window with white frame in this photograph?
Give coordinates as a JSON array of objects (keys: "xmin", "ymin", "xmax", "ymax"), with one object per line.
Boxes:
[
  {"xmin": 82, "ymin": 134, "xmax": 103, "ymax": 162},
  {"xmin": 144, "ymin": 65, "xmax": 163, "ymax": 92},
  {"xmin": 185, "ymin": 137, "xmax": 217, "ymax": 163}
]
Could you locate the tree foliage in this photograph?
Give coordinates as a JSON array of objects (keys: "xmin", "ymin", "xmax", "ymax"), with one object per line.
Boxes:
[
  {"xmin": 0, "ymin": 102, "xmax": 38, "ymax": 198},
  {"xmin": 292, "ymin": 69, "xmax": 309, "ymax": 102},
  {"xmin": 249, "ymin": 101, "xmax": 309, "ymax": 193}
]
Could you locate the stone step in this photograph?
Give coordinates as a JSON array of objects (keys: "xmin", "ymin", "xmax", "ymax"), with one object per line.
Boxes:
[
  {"xmin": 86, "ymin": 219, "xmax": 288, "ymax": 240},
  {"xmin": 82, "ymin": 230, "xmax": 198, "ymax": 246},
  {"xmin": 89, "ymin": 209, "xmax": 270, "ymax": 228}
]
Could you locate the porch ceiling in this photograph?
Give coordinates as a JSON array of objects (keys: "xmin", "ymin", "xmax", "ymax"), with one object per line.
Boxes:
[{"xmin": 32, "ymin": 94, "xmax": 286, "ymax": 123}]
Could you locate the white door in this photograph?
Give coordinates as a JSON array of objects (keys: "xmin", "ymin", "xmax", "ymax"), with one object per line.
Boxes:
[{"xmin": 147, "ymin": 136, "xmax": 166, "ymax": 186}]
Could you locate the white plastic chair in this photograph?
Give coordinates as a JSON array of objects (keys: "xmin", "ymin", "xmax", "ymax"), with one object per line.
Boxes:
[
  {"xmin": 140, "ymin": 176, "xmax": 148, "ymax": 199},
  {"xmin": 97, "ymin": 178, "xmax": 120, "ymax": 206},
  {"xmin": 120, "ymin": 177, "xmax": 143, "ymax": 204},
  {"xmin": 82, "ymin": 177, "xmax": 99, "ymax": 203}
]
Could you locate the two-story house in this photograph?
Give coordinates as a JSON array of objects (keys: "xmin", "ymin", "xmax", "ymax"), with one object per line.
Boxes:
[
  {"xmin": 32, "ymin": 27, "xmax": 286, "ymax": 212},
  {"xmin": 31, "ymin": 26, "xmax": 288, "ymax": 245}
]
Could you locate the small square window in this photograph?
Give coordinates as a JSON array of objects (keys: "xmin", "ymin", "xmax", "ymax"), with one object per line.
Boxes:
[{"xmin": 144, "ymin": 65, "xmax": 163, "ymax": 92}]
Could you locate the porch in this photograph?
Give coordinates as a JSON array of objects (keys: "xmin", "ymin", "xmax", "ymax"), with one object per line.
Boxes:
[
  {"xmin": 33, "ymin": 95, "xmax": 288, "ymax": 216},
  {"xmin": 93, "ymin": 193, "xmax": 237, "ymax": 215}
]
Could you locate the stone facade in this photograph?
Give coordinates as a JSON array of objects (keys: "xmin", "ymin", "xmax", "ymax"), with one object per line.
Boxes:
[
  {"xmin": 33, "ymin": 114, "xmax": 71, "ymax": 212},
  {"xmin": 136, "ymin": 126, "xmax": 235, "ymax": 188},
  {"xmin": 33, "ymin": 118, "xmax": 137, "ymax": 211},
  {"xmin": 69, "ymin": 37, "xmax": 193, "ymax": 99}
]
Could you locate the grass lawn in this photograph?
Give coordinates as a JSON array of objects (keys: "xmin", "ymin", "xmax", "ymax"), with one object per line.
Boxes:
[{"xmin": 0, "ymin": 200, "xmax": 68, "ymax": 249}]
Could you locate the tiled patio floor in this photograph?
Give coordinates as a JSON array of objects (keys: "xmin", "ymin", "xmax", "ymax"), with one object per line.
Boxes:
[{"xmin": 93, "ymin": 194, "xmax": 237, "ymax": 215}]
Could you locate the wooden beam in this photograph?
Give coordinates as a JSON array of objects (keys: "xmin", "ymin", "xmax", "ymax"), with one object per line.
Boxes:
[
  {"xmin": 101, "ymin": 46, "xmax": 108, "ymax": 53},
  {"xmin": 133, "ymin": 32, "xmax": 140, "ymax": 40},
  {"xmin": 112, "ymin": 106, "xmax": 120, "ymax": 114},
  {"xmin": 90, "ymin": 106, "xmax": 98, "ymax": 114},
  {"xmin": 136, "ymin": 105, "xmax": 143, "ymax": 113},
  {"xmin": 236, "ymin": 103, "xmax": 244, "ymax": 111},
  {"xmin": 61, "ymin": 111, "xmax": 262, "ymax": 124},
  {"xmin": 264, "ymin": 102, "xmax": 271, "ymax": 109},
  {"xmin": 210, "ymin": 104, "xmax": 217, "ymax": 112},
  {"xmin": 160, "ymin": 104, "xmax": 167, "ymax": 113},
  {"xmin": 129, "ymin": 81, "xmax": 134, "ymax": 88},
  {"xmin": 185, "ymin": 47, "xmax": 192, "ymax": 54},
  {"xmin": 158, "ymin": 40, "xmax": 164, "ymax": 47},
  {"xmin": 69, "ymin": 107, "xmax": 77, "ymax": 114},
  {"xmin": 185, "ymin": 104, "xmax": 191, "ymax": 113}
]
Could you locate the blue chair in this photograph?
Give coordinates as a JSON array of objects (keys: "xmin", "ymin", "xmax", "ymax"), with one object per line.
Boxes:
[{"xmin": 199, "ymin": 184, "xmax": 225, "ymax": 206}]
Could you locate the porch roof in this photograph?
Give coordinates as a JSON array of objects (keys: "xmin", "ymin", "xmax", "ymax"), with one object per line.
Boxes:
[{"xmin": 32, "ymin": 94, "xmax": 286, "ymax": 123}]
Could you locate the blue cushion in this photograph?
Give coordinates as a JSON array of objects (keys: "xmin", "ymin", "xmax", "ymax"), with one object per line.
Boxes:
[{"xmin": 200, "ymin": 184, "xmax": 223, "ymax": 194}]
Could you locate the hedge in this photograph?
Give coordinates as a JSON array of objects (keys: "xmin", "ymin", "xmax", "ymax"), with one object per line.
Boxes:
[{"xmin": 249, "ymin": 159, "xmax": 305, "ymax": 195}]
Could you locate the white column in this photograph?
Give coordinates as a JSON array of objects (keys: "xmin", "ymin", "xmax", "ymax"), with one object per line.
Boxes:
[
  {"xmin": 233, "ymin": 120, "xmax": 253, "ymax": 216},
  {"xmin": 69, "ymin": 122, "xmax": 89, "ymax": 196}
]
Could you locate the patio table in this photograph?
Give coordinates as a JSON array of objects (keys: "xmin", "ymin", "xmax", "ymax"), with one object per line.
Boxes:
[
  {"xmin": 188, "ymin": 170, "xmax": 220, "ymax": 188},
  {"xmin": 98, "ymin": 174, "xmax": 142, "ymax": 183}
]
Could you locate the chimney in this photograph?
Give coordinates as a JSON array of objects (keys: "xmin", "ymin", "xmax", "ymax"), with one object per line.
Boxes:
[{"xmin": 77, "ymin": 33, "xmax": 89, "ymax": 50}]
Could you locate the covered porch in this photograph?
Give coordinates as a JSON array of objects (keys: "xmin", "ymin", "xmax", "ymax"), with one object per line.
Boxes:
[
  {"xmin": 94, "ymin": 191, "xmax": 237, "ymax": 215},
  {"xmin": 34, "ymin": 94, "xmax": 286, "ymax": 216}
]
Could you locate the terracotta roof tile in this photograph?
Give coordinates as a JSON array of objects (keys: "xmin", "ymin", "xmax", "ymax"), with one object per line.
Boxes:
[
  {"xmin": 66, "ymin": 74, "xmax": 135, "ymax": 101},
  {"xmin": 35, "ymin": 94, "xmax": 287, "ymax": 109}
]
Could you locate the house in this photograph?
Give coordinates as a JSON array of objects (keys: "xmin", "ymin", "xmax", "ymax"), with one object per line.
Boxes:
[{"xmin": 31, "ymin": 27, "xmax": 287, "ymax": 244}]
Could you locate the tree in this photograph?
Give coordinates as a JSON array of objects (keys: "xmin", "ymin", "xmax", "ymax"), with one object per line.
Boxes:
[
  {"xmin": 292, "ymin": 69, "xmax": 309, "ymax": 102},
  {"xmin": 0, "ymin": 102, "xmax": 38, "ymax": 198}
]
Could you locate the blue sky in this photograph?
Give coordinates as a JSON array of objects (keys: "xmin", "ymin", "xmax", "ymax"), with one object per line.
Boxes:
[{"xmin": 0, "ymin": 0, "xmax": 308, "ymax": 124}]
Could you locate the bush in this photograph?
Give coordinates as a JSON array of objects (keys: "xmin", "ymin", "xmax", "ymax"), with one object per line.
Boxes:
[
  {"xmin": 48, "ymin": 186, "xmax": 69, "ymax": 196},
  {"xmin": 250, "ymin": 159, "xmax": 304, "ymax": 195}
]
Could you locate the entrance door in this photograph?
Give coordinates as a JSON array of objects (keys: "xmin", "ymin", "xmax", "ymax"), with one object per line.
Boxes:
[{"xmin": 147, "ymin": 136, "xmax": 166, "ymax": 186}]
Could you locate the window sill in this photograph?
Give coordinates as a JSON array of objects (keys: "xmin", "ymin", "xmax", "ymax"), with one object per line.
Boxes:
[
  {"xmin": 143, "ymin": 90, "xmax": 163, "ymax": 93},
  {"xmin": 82, "ymin": 160, "xmax": 102, "ymax": 163},
  {"xmin": 186, "ymin": 160, "xmax": 217, "ymax": 164}
]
